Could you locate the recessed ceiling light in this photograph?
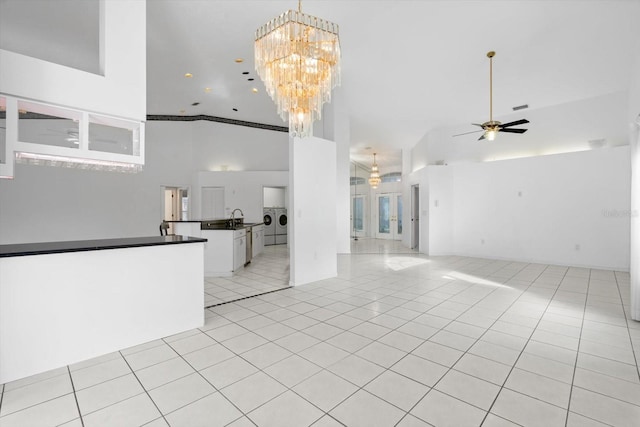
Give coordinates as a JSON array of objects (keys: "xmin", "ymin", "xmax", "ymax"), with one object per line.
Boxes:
[
  {"xmin": 252, "ymin": 88, "xmax": 258, "ymax": 93},
  {"xmin": 512, "ymin": 104, "xmax": 529, "ymax": 111},
  {"xmin": 191, "ymin": 102, "xmax": 200, "ymax": 106},
  {"xmin": 204, "ymin": 87, "xmax": 212, "ymax": 93},
  {"xmin": 184, "ymin": 73, "xmax": 193, "ymax": 78},
  {"xmin": 179, "ymin": 109, "xmax": 186, "ymax": 114},
  {"xmin": 232, "ymin": 108, "xmax": 238, "ymax": 112},
  {"xmin": 242, "ymin": 71, "xmax": 249, "ymax": 75},
  {"xmin": 247, "ymin": 78, "xmax": 254, "ymax": 81},
  {"xmin": 235, "ymin": 58, "xmax": 244, "ymax": 63}
]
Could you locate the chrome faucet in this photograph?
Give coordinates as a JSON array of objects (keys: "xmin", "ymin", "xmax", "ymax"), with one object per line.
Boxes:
[{"xmin": 230, "ymin": 208, "xmax": 244, "ymax": 227}]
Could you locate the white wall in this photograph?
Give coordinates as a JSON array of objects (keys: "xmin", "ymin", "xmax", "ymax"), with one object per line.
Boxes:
[
  {"xmin": 629, "ymin": 20, "xmax": 640, "ymax": 319},
  {"xmin": 334, "ymin": 115, "xmax": 351, "ymax": 254},
  {"xmin": 428, "ymin": 147, "xmax": 630, "ymax": 270},
  {"xmin": 0, "ymin": 118, "xmax": 287, "ymax": 244},
  {"xmin": 197, "ymin": 171, "xmax": 288, "ymax": 223},
  {"xmin": 289, "ymin": 136, "xmax": 337, "ymax": 286},
  {"xmin": 425, "ymin": 92, "xmax": 628, "ymax": 165},
  {"xmin": 0, "ymin": 0, "xmax": 146, "ymax": 121},
  {"xmin": 192, "ymin": 121, "xmax": 288, "ymax": 172},
  {"xmin": 264, "ymin": 187, "xmax": 286, "ymax": 208},
  {"xmin": 631, "ymin": 129, "xmax": 639, "ymax": 319},
  {"xmin": 0, "ymin": 121, "xmax": 193, "ymax": 244},
  {"xmin": 428, "ymin": 165, "xmax": 454, "ymax": 255}
]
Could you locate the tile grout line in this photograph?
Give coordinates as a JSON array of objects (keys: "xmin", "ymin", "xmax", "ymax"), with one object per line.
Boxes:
[
  {"xmin": 203, "ymin": 260, "xmax": 486, "ymax": 425},
  {"xmin": 475, "ymin": 264, "xmax": 569, "ymax": 426},
  {"xmin": 391, "ymin": 262, "xmax": 542, "ymax": 426},
  {"xmin": 159, "ymin": 336, "xmax": 252, "ymax": 424},
  {"xmin": 66, "ymin": 366, "xmax": 85, "ymax": 427},
  {"xmin": 561, "ymin": 269, "xmax": 590, "ymax": 427},
  {"xmin": 613, "ymin": 271, "xmax": 640, "ymax": 383},
  {"xmin": 118, "ymin": 350, "xmax": 172, "ymax": 427},
  {"xmin": 204, "ymin": 285, "xmax": 293, "ymax": 309}
]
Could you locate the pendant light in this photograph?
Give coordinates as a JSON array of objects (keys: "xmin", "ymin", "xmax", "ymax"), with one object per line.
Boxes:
[{"xmin": 368, "ymin": 153, "xmax": 381, "ymax": 189}]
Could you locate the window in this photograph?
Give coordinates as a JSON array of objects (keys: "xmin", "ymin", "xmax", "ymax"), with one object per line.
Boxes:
[{"xmin": 381, "ymin": 172, "xmax": 402, "ymax": 183}]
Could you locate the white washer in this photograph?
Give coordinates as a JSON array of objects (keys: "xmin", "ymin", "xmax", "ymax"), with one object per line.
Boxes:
[
  {"xmin": 263, "ymin": 208, "xmax": 276, "ymax": 246},
  {"xmin": 275, "ymin": 208, "xmax": 287, "ymax": 245}
]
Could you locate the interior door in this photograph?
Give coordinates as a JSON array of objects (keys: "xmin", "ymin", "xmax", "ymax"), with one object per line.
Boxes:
[
  {"xmin": 201, "ymin": 187, "xmax": 225, "ymax": 219},
  {"xmin": 376, "ymin": 193, "xmax": 402, "ymax": 240}
]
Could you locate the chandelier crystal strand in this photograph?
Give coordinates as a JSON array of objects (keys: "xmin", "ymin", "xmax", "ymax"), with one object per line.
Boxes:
[{"xmin": 255, "ymin": 3, "xmax": 341, "ymax": 137}]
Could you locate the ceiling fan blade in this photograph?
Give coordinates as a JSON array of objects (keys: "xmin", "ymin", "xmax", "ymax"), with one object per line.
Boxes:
[
  {"xmin": 499, "ymin": 128, "xmax": 528, "ymax": 134},
  {"xmin": 452, "ymin": 129, "xmax": 483, "ymax": 137},
  {"xmin": 500, "ymin": 119, "xmax": 529, "ymax": 128},
  {"xmin": 478, "ymin": 134, "xmax": 486, "ymax": 141},
  {"xmin": 471, "ymin": 123, "xmax": 484, "ymax": 127}
]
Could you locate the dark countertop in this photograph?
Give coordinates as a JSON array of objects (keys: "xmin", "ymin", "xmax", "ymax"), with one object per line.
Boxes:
[{"xmin": 0, "ymin": 235, "xmax": 208, "ymax": 258}]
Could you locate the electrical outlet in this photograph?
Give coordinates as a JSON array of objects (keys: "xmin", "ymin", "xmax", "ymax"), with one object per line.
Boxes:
[
  {"xmin": 518, "ymin": 191, "xmax": 522, "ymax": 197},
  {"xmin": 575, "ymin": 244, "xmax": 580, "ymax": 251},
  {"xmin": 481, "ymin": 239, "xmax": 485, "ymax": 245}
]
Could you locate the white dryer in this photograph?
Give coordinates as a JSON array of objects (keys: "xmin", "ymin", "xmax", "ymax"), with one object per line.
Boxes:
[
  {"xmin": 263, "ymin": 208, "xmax": 276, "ymax": 246},
  {"xmin": 275, "ymin": 208, "xmax": 287, "ymax": 245}
]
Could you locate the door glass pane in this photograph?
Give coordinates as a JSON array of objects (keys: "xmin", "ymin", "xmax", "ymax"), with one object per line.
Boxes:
[
  {"xmin": 397, "ymin": 195, "xmax": 403, "ymax": 235},
  {"xmin": 378, "ymin": 196, "xmax": 390, "ymax": 233},
  {"xmin": 353, "ymin": 197, "xmax": 363, "ymax": 231}
]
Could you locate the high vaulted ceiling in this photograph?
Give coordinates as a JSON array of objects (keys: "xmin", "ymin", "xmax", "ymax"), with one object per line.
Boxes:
[
  {"xmin": 2, "ymin": 1, "xmax": 639, "ymax": 170},
  {"xmin": 146, "ymin": 0, "xmax": 640, "ymax": 169}
]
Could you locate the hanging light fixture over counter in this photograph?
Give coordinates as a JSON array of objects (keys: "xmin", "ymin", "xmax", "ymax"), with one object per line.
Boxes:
[
  {"xmin": 368, "ymin": 153, "xmax": 381, "ymax": 189},
  {"xmin": 254, "ymin": 1, "xmax": 341, "ymax": 137}
]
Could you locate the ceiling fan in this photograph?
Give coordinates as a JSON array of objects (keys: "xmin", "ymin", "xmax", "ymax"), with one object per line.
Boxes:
[{"xmin": 457, "ymin": 51, "xmax": 529, "ymax": 141}]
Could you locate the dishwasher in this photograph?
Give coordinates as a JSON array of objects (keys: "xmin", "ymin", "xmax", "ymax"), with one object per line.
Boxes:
[{"xmin": 245, "ymin": 226, "xmax": 252, "ymax": 265}]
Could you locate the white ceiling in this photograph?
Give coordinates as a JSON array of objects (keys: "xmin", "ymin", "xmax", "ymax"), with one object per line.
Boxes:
[
  {"xmin": 3, "ymin": 1, "xmax": 639, "ymax": 170},
  {"xmin": 146, "ymin": 0, "xmax": 640, "ymax": 169}
]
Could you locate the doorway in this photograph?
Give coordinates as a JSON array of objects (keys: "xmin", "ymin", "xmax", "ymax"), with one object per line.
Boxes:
[
  {"xmin": 162, "ymin": 186, "xmax": 189, "ymax": 234},
  {"xmin": 376, "ymin": 193, "xmax": 403, "ymax": 240},
  {"xmin": 411, "ymin": 184, "xmax": 420, "ymax": 250}
]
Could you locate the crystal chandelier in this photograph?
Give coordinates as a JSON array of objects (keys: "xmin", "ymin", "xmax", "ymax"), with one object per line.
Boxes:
[
  {"xmin": 254, "ymin": 1, "xmax": 341, "ymax": 137},
  {"xmin": 368, "ymin": 153, "xmax": 381, "ymax": 189}
]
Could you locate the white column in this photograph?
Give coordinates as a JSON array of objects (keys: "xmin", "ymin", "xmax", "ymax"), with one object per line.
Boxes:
[
  {"xmin": 631, "ymin": 123, "xmax": 640, "ymax": 321},
  {"xmin": 289, "ymin": 136, "xmax": 338, "ymax": 286}
]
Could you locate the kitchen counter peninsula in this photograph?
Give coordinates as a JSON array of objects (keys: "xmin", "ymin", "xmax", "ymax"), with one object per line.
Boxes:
[
  {"xmin": 0, "ymin": 235, "xmax": 206, "ymax": 257},
  {"xmin": 0, "ymin": 235, "xmax": 207, "ymax": 383}
]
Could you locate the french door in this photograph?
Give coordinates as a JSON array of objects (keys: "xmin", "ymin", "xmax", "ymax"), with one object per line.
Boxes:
[{"xmin": 376, "ymin": 193, "xmax": 402, "ymax": 240}]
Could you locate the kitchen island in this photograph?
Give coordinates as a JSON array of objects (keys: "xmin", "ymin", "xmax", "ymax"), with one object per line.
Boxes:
[{"xmin": 0, "ymin": 235, "xmax": 207, "ymax": 383}]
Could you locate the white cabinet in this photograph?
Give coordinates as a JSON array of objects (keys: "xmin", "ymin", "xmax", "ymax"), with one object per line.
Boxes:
[
  {"xmin": 233, "ymin": 229, "xmax": 246, "ymax": 271},
  {"xmin": 252, "ymin": 224, "xmax": 265, "ymax": 258},
  {"xmin": 173, "ymin": 223, "xmax": 253, "ymax": 277}
]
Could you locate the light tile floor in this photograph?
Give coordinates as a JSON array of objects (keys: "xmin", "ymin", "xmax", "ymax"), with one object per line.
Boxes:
[
  {"xmin": 2, "ymin": 246, "xmax": 640, "ymax": 426},
  {"xmin": 204, "ymin": 245, "xmax": 290, "ymax": 306}
]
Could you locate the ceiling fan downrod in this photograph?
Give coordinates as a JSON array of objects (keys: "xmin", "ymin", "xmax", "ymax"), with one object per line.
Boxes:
[{"xmin": 488, "ymin": 51, "xmax": 495, "ymax": 124}]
